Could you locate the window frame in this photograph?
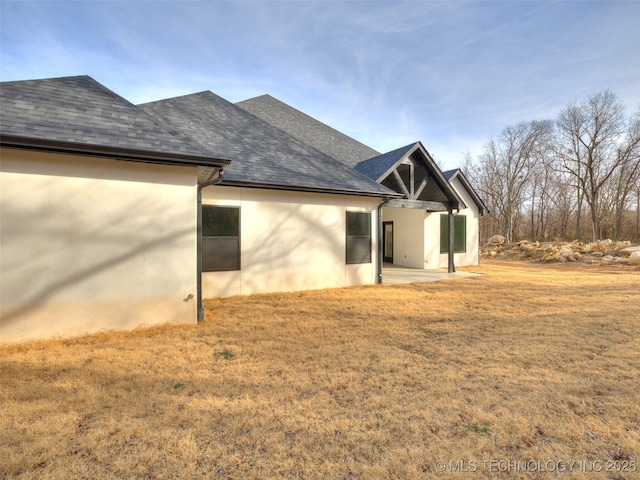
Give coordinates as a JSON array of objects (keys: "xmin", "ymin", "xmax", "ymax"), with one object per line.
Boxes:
[
  {"xmin": 346, "ymin": 211, "xmax": 372, "ymax": 264},
  {"xmin": 440, "ymin": 214, "xmax": 467, "ymax": 254},
  {"xmin": 201, "ymin": 205, "xmax": 241, "ymax": 272}
]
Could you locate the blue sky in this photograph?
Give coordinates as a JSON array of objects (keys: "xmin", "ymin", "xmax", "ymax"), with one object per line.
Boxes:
[{"xmin": 2, "ymin": 1, "xmax": 639, "ymax": 170}]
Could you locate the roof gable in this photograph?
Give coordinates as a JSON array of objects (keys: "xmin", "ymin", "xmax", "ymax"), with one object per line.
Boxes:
[
  {"xmin": 443, "ymin": 168, "xmax": 489, "ymax": 215},
  {"xmin": 236, "ymin": 94, "xmax": 379, "ymax": 167},
  {"xmin": 0, "ymin": 76, "xmax": 229, "ymax": 168},
  {"xmin": 139, "ymin": 92, "xmax": 397, "ymax": 197},
  {"xmin": 355, "ymin": 142, "xmax": 464, "ymax": 209}
]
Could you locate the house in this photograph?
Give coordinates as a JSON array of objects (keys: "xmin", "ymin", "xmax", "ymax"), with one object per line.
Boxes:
[
  {"xmin": 0, "ymin": 75, "xmax": 486, "ymax": 344},
  {"xmin": 236, "ymin": 94, "xmax": 488, "ymax": 270}
]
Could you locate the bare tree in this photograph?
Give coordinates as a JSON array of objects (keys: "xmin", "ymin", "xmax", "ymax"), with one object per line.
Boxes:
[
  {"xmin": 470, "ymin": 91, "xmax": 639, "ymax": 244},
  {"xmin": 556, "ymin": 91, "xmax": 629, "ymax": 241},
  {"xmin": 527, "ymin": 163, "xmax": 544, "ymax": 240},
  {"xmin": 609, "ymin": 112, "xmax": 640, "ymax": 239},
  {"xmin": 548, "ymin": 169, "xmax": 578, "ymax": 240},
  {"xmin": 636, "ymin": 185, "xmax": 640, "ymax": 240},
  {"xmin": 477, "ymin": 120, "xmax": 553, "ymax": 243}
]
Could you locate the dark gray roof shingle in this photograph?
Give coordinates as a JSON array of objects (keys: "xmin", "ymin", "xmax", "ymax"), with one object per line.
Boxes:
[
  {"xmin": 139, "ymin": 92, "xmax": 397, "ymax": 196},
  {"xmin": 0, "ymin": 76, "xmax": 219, "ymax": 163},
  {"xmin": 236, "ymin": 94, "xmax": 380, "ymax": 167}
]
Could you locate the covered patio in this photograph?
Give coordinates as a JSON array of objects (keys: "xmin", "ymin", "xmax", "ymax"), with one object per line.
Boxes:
[{"xmin": 381, "ymin": 263, "xmax": 481, "ymax": 285}]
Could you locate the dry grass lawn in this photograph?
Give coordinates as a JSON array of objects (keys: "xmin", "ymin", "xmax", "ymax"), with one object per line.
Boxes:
[{"xmin": 1, "ymin": 262, "xmax": 639, "ymax": 479}]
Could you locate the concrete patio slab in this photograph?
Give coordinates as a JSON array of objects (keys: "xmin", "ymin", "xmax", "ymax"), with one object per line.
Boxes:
[{"xmin": 381, "ymin": 264, "xmax": 481, "ymax": 285}]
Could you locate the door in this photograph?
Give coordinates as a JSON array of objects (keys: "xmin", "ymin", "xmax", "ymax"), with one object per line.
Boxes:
[{"xmin": 383, "ymin": 221, "xmax": 393, "ymax": 263}]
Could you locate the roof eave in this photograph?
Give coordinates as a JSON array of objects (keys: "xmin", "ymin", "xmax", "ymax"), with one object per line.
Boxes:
[
  {"xmin": 220, "ymin": 179, "xmax": 403, "ymax": 198},
  {"xmin": 0, "ymin": 135, "xmax": 231, "ymax": 169}
]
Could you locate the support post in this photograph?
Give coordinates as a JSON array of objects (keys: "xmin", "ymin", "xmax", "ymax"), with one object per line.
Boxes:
[
  {"xmin": 377, "ymin": 199, "xmax": 389, "ymax": 284},
  {"xmin": 448, "ymin": 208, "xmax": 456, "ymax": 273}
]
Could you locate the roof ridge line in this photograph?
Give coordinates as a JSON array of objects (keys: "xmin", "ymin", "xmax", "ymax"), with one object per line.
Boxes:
[
  {"xmin": 138, "ymin": 90, "xmax": 220, "ymax": 107},
  {"xmin": 0, "ymin": 74, "xmax": 90, "ymax": 86}
]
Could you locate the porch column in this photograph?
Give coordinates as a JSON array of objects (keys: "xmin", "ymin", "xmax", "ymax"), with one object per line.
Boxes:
[
  {"xmin": 448, "ymin": 208, "xmax": 456, "ymax": 273},
  {"xmin": 377, "ymin": 199, "xmax": 388, "ymax": 284}
]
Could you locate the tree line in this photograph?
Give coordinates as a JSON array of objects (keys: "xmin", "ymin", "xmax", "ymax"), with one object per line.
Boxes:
[{"xmin": 465, "ymin": 90, "xmax": 640, "ymax": 244}]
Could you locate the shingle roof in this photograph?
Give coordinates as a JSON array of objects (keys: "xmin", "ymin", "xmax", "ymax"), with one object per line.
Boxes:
[
  {"xmin": 236, "ymin": 94, "xmax": 380, "ymax": 167},
  {"xmin": 234, "ymin": 95, "xmax": 469, "ymax": 208},
  {"xmin": 139, "ymin": 92, "xmax": 397, "ymax": 197},
  {"xmin": 0, "ymin": 76, "xmax": 228, "ymax": 167},
  {"xmin": 354, "ymin": 143, "xmax": 418, "ymax": 181}
]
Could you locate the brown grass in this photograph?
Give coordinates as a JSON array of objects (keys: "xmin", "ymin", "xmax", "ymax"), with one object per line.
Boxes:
[{"xmin": 1, "ymin": 263, "xmax": 639, "ymax": 479}]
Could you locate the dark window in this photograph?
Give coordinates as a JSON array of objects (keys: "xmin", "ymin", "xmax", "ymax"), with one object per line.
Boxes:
[
  {"xmin": 346, "ymin": 211, "xmax": 371, "ymax": 264},
  {"xmin": 202, "ymin": 206, "xmax": 240, "ymax": 271},
  {"xmin": 440, "ymin": 214, "xmax": 467, "ymax": 253}
]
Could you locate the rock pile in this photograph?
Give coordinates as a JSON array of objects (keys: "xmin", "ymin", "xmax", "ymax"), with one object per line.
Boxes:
[{"xmin": 481, "ymin": 237, "xmax": 640, "ymax": 267}]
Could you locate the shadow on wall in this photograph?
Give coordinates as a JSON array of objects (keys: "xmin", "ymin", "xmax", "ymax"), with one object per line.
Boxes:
[
  {"xmin": 0, "ymin": 178, "xmax": 195, "ymax": 327},
  {"xmin": 202, "ymin": 191, "xmax": 377, "ymax": 298}
]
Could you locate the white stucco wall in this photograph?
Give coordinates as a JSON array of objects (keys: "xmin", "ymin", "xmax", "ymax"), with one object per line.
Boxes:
[
  {"xmin": 380, "ymin": 207, "xmax": 426, "ymax": 269},
  {"xmin": 0, "ymin": 148, "xmax": 199, "ymax": 344},
  {"xmin": 424, "ymin": 212, "xmax": 442, "ymax": 268},
  {"xmin": 437, "ymin": 176, "xmax": 481, "ymax": 268},
  {"xmin": 201, "ymin": 186, "xmax": 380, "ymax": 298}
]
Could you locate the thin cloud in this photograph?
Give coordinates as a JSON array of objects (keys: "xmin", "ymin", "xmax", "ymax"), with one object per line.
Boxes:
[{"xmin": 1, "ymin": 0, "xmax": 638, "ymax": 172}]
